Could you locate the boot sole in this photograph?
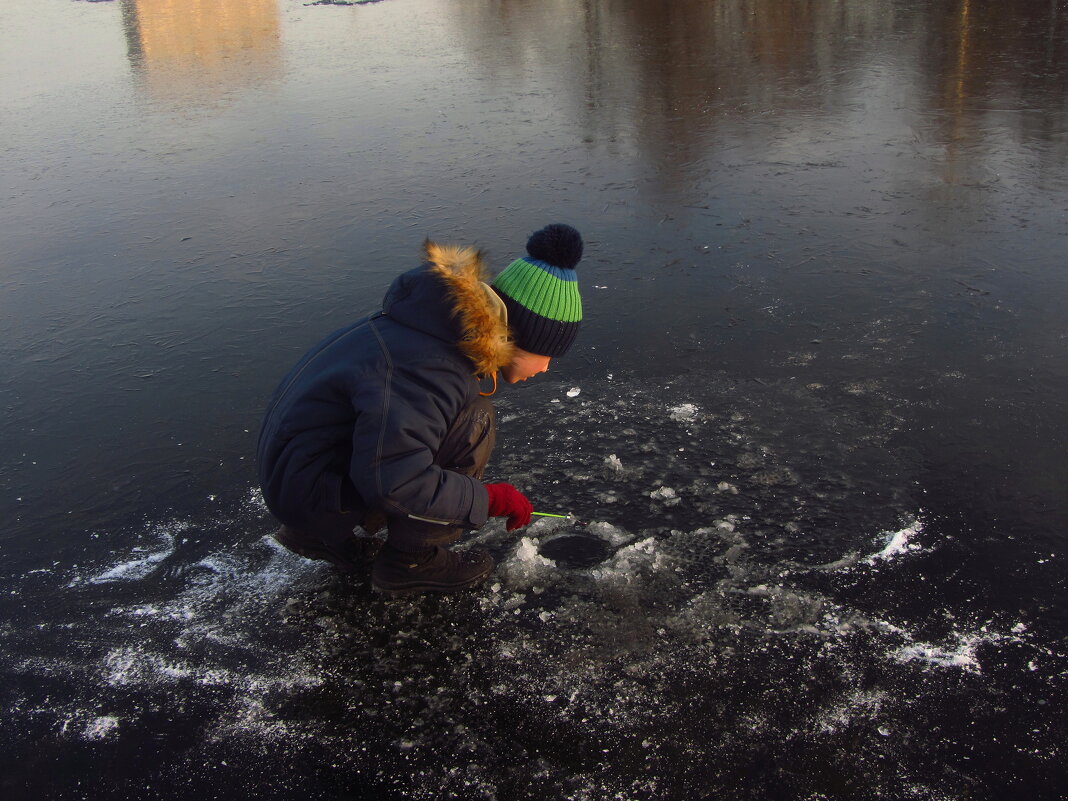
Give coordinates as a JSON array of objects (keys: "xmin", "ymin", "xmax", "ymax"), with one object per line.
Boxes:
[
  {"xmin": 272, "ymin": 528, "xmax": 381, "ymax": 573},
  {"xmin": 371, "ymin": 568, "xmax": 493, "ymax": 598}
]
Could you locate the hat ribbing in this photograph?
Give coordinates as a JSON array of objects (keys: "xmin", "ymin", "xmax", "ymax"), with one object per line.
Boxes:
[{"xmin": 492, "ymin": 224, "xmax": 583, "ymax": 357}]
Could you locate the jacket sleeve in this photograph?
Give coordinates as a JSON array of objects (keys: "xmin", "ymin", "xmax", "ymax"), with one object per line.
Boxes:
[{"xmin": 348, "ymin": 356, "xmax": 489, "ymax": 529}]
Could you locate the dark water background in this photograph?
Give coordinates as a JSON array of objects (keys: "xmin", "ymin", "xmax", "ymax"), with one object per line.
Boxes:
[{"xmin": 2, "ymin": 0, "xmax": 1066, "ymax": 798}]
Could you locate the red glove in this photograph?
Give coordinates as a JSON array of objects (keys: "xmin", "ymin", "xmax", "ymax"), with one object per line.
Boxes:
[{"xmin": 485, "ymin": 483, "xmax": 533, "ymax": 531}]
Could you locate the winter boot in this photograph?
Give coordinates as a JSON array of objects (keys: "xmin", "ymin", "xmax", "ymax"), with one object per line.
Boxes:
[
  {"xmin": 371, "ymin": 543, "xmax": 494, "ymax": 597},
  {"xmin": 273, "ymin": 525, "xmax": 383, "ymax": 573}
]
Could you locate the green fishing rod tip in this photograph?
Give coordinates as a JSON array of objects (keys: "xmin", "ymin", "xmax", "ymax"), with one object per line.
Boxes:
[{"xmin": 531, "ymin": 511, "xmax": 570, "ymax": 518}]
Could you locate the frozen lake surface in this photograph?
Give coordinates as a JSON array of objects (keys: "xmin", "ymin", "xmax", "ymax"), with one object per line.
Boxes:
[{"xmin": 2, "ymin": 0, "xmax": 1066, "ymax": 798}]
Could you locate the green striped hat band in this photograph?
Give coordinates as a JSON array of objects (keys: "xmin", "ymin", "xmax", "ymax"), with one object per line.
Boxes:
[{"xmin": 492, "ymin": 257, "xmax": 582, "ymax": 357}]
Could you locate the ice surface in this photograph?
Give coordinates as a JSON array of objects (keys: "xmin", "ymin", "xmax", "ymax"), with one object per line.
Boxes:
[
  {"xmin": 5, "ymin": 373, "xmax": 1059, "ymax": 800},
  {"xmin": 813, "ymin": 689, "xmax": 888, "ymax": 735},
  {"xmin": 12, "ymin": 511, "xmax": 1054, "ymax": 801}
]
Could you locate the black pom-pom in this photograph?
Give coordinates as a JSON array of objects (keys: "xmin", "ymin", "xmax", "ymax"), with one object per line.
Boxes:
[{"xmin": 526, "ymin": 223, "xmax": 583, "ymax": 270}]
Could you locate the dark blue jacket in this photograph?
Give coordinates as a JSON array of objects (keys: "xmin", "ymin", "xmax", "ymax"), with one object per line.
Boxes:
[{"xmin": 257, "ymin": 243, "xmax": 512, "ymax": 531}]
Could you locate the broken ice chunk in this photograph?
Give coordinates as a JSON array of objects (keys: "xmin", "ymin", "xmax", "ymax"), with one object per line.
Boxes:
[
  {"xmin": 669, "ymin": 403, "xmax": 699, "ymax": 422},
  {"xmin": 585, "ymin": 521, "xmax": 632, "ymax": 546},
  {"xmin": 499, "ymin": 537, "xmax": 557, "ymax": 589},
  {"xmin": 650, "ymin": 486, "xmax": 681, "ymax": 506}
]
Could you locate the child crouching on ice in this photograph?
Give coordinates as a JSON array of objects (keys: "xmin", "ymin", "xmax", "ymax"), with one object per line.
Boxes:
[{"xmin": 257, "ymin": 224, "xmax": 584, "ymax": 596}]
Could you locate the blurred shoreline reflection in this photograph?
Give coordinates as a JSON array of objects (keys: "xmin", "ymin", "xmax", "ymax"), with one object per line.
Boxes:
[{"xmin": 120, "ymin": 0, "xmax": 282, "ymax": 105}]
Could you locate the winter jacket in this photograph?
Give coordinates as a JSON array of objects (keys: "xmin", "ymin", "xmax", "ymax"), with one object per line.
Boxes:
[{"xmin": 257, "ymin": 242, "xmax": 514, "ymax": 531}]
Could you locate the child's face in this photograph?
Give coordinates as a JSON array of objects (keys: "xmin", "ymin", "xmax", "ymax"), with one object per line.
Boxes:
[{"xmin": 501, "ymin": 348, "xmax": 551, "ymax": 384}]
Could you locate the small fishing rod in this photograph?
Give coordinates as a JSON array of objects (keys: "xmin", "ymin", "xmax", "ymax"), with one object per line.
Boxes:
[{"xmin": 531, "ymin": 511, "xmax": 589, "ymax": 527}]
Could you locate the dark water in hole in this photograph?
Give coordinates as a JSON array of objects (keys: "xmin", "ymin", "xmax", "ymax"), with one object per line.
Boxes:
[{"xmin": 2, "ymin": 0, "xmax": 1066, "ymax": 798}]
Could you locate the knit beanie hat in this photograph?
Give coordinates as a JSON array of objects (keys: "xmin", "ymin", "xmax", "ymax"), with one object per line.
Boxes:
[{"xmin": 491, "ymin": 223, "xmax": 583, "ymax": 357}]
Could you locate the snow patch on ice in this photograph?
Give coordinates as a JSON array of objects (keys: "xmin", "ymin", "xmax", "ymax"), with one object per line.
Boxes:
[
  {"xmin": 866, "ymin": 519, "xmax": 924, "ymax": 563},
  {"xmin": 83, "ymin": 521, "xmax": 188, "ymax": 584},
  {"xmin": 103, "ymin": 647, "xmax": 253, "ymax": 688},
  {"xmin": 890, "ymin": 620, "xmax": 1034, "ymax": 674},
  {"xmin": 83, "ymin": 715, "xmax": 120, "ymax": 741},
  {"xmin": 893, "ymin": 633, "xmax": 984, "ymax": 673},
  {"xmin": 77, "ymin": 530, "xmax": 329, "ymax": 734}
]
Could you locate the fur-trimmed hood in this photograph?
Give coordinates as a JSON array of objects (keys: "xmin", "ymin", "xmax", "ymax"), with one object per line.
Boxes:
[{"xmin": 381, "ymin": 241, "xmax": 514, "ymax": 377}]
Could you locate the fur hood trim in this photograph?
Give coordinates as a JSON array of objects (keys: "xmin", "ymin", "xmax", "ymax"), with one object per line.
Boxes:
[{"xmin": 424, "ymin": 240, "xmax": 515, "ymax": 376}]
